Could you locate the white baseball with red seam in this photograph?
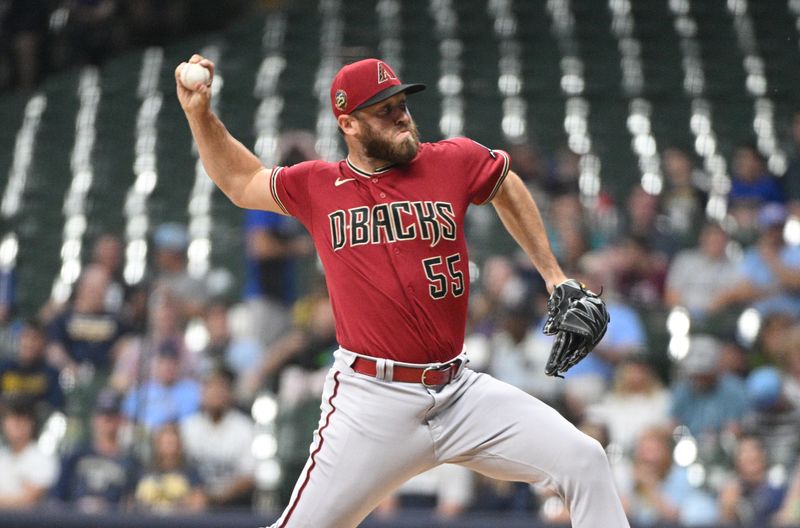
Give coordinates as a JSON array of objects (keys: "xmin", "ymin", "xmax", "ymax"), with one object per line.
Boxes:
[{"xmin": 180, "ymin": 63, "xmax": 211, "ymax": 90}]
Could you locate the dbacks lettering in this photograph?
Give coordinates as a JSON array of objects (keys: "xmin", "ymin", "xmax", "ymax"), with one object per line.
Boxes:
[{"xmin": 329, "ymin": 201, "xmax": 457, "ymax": 251}]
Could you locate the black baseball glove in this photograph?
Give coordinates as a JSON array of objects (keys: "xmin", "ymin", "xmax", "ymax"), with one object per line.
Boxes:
[{"xmin": 543, "ymin": 279, "xmax": 610, "ymax": 378}]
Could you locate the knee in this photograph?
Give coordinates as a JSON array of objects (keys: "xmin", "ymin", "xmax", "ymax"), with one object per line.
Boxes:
[{"xmin": 560, "ymin": 431, "xmax": 610, "ymax": 480}]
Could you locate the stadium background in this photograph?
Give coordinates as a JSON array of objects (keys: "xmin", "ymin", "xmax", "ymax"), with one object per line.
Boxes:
[{"xmin": 0, "ymin": 0, "xmax": 799, "ymax": 526}]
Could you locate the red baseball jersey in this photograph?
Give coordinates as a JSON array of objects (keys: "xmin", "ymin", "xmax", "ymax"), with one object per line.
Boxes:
[{"xmin": 271, "ymin": 137, "xmax": 510, "ymax": 364}]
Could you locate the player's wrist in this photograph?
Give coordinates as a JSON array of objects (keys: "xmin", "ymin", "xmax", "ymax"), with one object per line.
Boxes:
[
  {"xmin": 546, "ymin": 275, "xmax": 570, "ymax": 293},
  {"xmin": 184, "ymin": 102, "xmax": 214, "ymax": 121}
]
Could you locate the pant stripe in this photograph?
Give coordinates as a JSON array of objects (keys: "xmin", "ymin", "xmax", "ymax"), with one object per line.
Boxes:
[{"xmin": 278, "ymin": 370, "xmax": 342, "ymax": 527}]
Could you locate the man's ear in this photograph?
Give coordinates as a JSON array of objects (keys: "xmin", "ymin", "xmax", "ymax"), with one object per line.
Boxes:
[{"xmin": 338, "ymin": 114, "xmax": 359, "ymax": 136}]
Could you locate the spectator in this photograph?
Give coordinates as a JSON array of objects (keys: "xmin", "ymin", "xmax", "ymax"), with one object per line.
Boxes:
[
  {"xmin": 670, "ymin": 335, "xmax": 748, "ymax": 440},
  {"xmin": 180, "ymin": 367, "xmax": 255, "ymax": 509},
  {"xmin": 618, "ymin": 427, "xmax": 718, "ymax": 526},
  {"xmin": 0, "ymin": 263, "xmax": 16, "ymax": 333},
  {"xmin": 242, "ymin": 291, "xmax": 337, "ymax": 398},
  {"xmin": 582, "ymin": 234, "xmax": 669, "ymax": 308},
  {"xmin": 664, "ymin": 221, "xmax": 739, "ymax": 319},
  {"xmin": 0, "ymin": 319, "xmax": 64, "ymax": 417},
  {"xmin": 782, "ymin": 111, "xmax": 800, "ymax": 217},
  {"xmin": 0, "ymin": 398, "xmax": 58, "ymax": 508},
  {"xmin": 754, "ymin": 312, "xmax": 797, "ymax": 366},
  {"xmin": 619, "ymin": 184, "xmax": 677, "ymax": 258},
  {"xmin": 132, "ymin": 422, "xmax": 206, "ymax": 514},
  {"xmin": 660, "ymin": 147, "xmax": 708, "ymax": 246},
  {"xmin": 543, "ymin": 143, "xmax": 580, "ymax": 197},
  {"xmin": 243, "ymin": 134, "xmax": 316, "ymax": 348},
  {"xmin": 121, "ymin": 341, "xmax": 201, "ymax": 431},
  {"xmin": 728, "ymin": 143, "xmax": 785, "ymax": 241},
  {"xmin": 719, "ymin": 435, "xmax": 786, "ymax": 526},
  {"xmin": 547, "ymin": 193, "xmax": 590, "ymax": 275},
  {"xmin": 741, "ymin": 366, "xmax": 800, "ymax": 468},
  {"xmin": 46, "ymin": 264, "xmax": 128, "ymax": 376},
  {"xmin": 586, "ymin": 356, "xmax": 671, "ymax": 452},
  {"xmin": 505, "ymin": 138, "xmax": 546, "ymax": 187},
  {"xmin": 709, "ymin": 202, "xmax": 800, "ymax": 317},
  {"xmin": 1, "ymin": 0, "xmax": 50, "ymax": 91},
  {"xmin": 62, "ymin": 0, "xmax": 121, "ymax": 66},
  {"xmin": 51, "ymin": 387, "xmax": 135, "ymax": 513},
  {"xmin": 110, "ymin": 294, "xmax": 193, "ymax": 393},
  {"xmin": 719, "ymin": 339, "xmax": 751, "ymax": 379},
  {"xmin": 151, "ymin": 222, "xmax": 209, "ymax": 319},
  {"xmin": 468, "ymin": 256, "xmax": 528, "ymax": 337},
  {"xmin": 196, "ymin": 301, "xmax": 260, "ymax": 383},
  {"xmin": 89, "ymin": 233, "xmax": 126, "ymax": 315},
  {"xmin": 243, "ymin": 209, "xmax": 310, "ymax": 347}
]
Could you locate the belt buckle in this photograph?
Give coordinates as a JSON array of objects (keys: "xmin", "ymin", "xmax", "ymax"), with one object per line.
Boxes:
[
  {"xmin": 421, "ymin": 363, "xmax": 444, "ymax": 388},
  {"xmin": 421, "ymin": 360, "xmax": 460, "ymax": 388}
]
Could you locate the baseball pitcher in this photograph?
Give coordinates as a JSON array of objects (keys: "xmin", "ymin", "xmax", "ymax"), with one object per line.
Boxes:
[{"xmin": 176, "ymin": 55, "xmax": 627, "ymax": 527}]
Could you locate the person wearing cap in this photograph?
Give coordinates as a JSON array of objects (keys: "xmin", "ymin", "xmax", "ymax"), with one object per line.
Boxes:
[
  {"xmin": 151, "ymin": 222, "xmax": 210, "ymax": 319},
  {"xmin": 51, "ymin": 387, "xmax": 137, "ymax": 513},
  {"xmin": 669, "ymin": 335, "xmax": 748, "ymax": 439},
  {"xmin": 709, "ymin": 201, "xmax": 800, "ymax": 317},
  {"xmin": 740, "ymin": 366, "xmax": 800, "ymax": 468},
  {"xmin": 120, "ymin": 340, "xmax": 201, "ymax": 431},
  {"xmin": 176, "ymin": 55, "xmax": 628, "ymax": 527}
]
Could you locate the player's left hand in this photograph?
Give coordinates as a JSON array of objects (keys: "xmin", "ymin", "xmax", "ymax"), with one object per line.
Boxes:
[{"xmin": 542, "ymin": 279, "xmax": 610, "ymax": 378}]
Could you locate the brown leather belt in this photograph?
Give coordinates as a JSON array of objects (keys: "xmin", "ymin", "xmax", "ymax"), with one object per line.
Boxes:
[{"xmin": 351, "ymin": 357, "xmax": 465, "ymax": 388}]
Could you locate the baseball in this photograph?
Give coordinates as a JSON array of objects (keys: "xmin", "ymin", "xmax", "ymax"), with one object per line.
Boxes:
[{"xmin": 180, "ymin": 63, "xmax": 211, "ymax": 90}]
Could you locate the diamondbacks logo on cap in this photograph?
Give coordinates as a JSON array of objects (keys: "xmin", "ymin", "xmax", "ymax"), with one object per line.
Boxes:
[
  {"xmin": 377, "ymin": 62, "xmax": 397, "ymax": 84},
  {"xmin": 335, "ymin": 89, "xmax": 347, "ymax": 111}
]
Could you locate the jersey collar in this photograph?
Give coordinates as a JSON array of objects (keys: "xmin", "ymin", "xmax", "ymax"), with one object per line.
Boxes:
[{"xmin": 345, "ymin": 157, "xmax": 396, "ymax": 178}]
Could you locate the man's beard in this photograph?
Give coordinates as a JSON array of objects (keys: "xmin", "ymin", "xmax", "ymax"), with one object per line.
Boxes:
[{"xmin": 360, "ymin": 119, "xmax": 421, "ymax": 165}]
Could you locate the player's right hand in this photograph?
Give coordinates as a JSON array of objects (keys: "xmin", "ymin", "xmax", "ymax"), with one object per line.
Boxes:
[{"xmin": 175, "ymin": 54, "xmax": 215, "ymax": 115}]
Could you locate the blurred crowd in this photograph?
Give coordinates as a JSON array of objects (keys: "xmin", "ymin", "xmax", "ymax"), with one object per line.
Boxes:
[
  {"xmin": 0, "ymin": 0, "xmax": 254, "ymax": 92},
  {"xmin": 0, "ymin": 116, "xmax": 799, "ymax": 525}
]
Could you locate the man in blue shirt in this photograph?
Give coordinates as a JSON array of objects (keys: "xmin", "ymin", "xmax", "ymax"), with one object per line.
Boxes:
[
  {"xmin": 710, "ymin": 203, "xmax": 800, "ymax": 316},
  {"xmin": 243, "ymin": 209, "xmax": 312, "ymax": 348},
  {"xmin": 121, "ymin": 341, "xmax": 200, "ymax": 431},
  {"xmin": 670, "ymin": 335, "xmax": 748, "ymax": 439}
]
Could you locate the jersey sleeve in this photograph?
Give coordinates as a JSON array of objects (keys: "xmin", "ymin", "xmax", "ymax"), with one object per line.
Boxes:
[
  {"xmin": 269, "ymin": 160, "xmax": 316, "ymax": 227},
  {"xmin": 448, "ymin": 137, "xmax": 511, "ymax": 205}
]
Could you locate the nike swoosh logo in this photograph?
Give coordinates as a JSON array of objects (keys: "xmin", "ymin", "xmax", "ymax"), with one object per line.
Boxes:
[{"xmin": 335, "ymin": 177, "xmax": 355, "ymax": 187}]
